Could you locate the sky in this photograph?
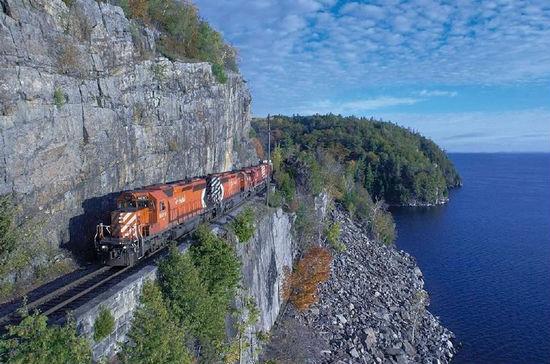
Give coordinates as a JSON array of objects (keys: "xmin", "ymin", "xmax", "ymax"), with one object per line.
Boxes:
[{"xmin": 194, "ymin": 0, "xmax": 550, "ymax": 152}]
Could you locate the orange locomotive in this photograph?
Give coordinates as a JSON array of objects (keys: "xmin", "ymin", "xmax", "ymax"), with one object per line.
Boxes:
[{"xmin": 95, "ymin": 162, "xmax": 271, "ymax": 266}]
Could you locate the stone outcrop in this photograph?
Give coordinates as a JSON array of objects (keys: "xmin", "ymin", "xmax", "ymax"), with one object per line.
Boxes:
[
  {"xmin": 226, "ymin": 204, "xmax": 294, "ymax": 362},
  {"xmin": 74, "ymin": 203, "xmax": 293, "ymax": 362},
  {"xmin": 263, "ymin": 207, "xmax": 456, "ymax": 363},
  {"xmin": 0, "ymin": 0, "xmax": 256, "ymax": 261}
]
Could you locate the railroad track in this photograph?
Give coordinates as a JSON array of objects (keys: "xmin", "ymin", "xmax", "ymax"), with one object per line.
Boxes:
[
  {"xmin": 0, "ymin": 193, "xmax": 266, "ymax": 329},
  {"xmin": 0, "ymin": 266, "xmax": 120, "ymax": 327}
]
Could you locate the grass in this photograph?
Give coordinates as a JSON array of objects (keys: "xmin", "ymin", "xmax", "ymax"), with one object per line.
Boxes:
[
  {"xmin": 93, "ymin": 306, "xmax": 115, "ymax": 341},
  {"xmin": 53, "ymin": 87, "xmax": 65, "ymax": 108}
]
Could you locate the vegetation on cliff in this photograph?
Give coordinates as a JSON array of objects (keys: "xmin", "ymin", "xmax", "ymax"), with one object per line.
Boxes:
[
  {"xmin": 282, "ymin": 246, "xmax": 332, "ymax": 311},
  {"xmin": 253, "ymin": 114, "xmax": 460, "ymax": 206},
  {"xmin": 122, "ymin": 226, "xmax": 242, "ymax": 361},
  {"xmin": 108, "ymin": 0, "xmax": 237, "ymax": 83},
  {"xmin": 0, "ymin": 196, "xmax": 74, "ymax": 302},
  {"xmin": 252, "ymin": 117, "xmax": 398, "ymax": 245},
  {"xmin": 121, "ymin": 281, "xmax": 193, "ymax": 364},
  {"xmin": 230, "ymin": 207, "xmax": 256, "ymax": 243},
  {"xmin": 0, "ymin": 308, "xmax": 91, "ymax": 363}
]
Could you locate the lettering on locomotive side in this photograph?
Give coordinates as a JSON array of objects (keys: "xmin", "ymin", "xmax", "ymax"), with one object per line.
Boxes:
[{"xmin": 175, "ymin": 196, "xmax": 185, "ymax": 204}]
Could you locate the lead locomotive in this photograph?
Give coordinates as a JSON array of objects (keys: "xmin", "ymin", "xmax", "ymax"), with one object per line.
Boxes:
[{"xmin": 94, "ymin": 162, "xmax": 271, "ymax": 266}]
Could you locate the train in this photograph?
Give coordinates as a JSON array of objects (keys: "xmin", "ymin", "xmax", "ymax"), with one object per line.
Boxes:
[{"xmin": 94, "ymin": 161, "xmax": 271, "ymax": 266}]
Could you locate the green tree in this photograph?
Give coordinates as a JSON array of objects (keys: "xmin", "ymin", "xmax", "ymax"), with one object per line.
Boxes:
[
  {"xmin": 325, "ymin": 222, "xmax": 345, "ymax": 252},
  {"xmin": 190, "ymin": 226, "xmax": 241, "ymax": 301},
  {"xmin": 0, "ymin": 309, "xmax": 91, "ymax": 364},
  {"xmin": 121, "ymin": 281, "xmax": 193, "ymax": 364},
  {"xmin": 157, "ymin": 246, "xmax": 213, "ymax": 342}
]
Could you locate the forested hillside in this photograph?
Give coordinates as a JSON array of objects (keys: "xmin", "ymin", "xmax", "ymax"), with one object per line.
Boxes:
[{"xmin": 252, "ymin": 114, "xmax": 461, "ymax": 207}]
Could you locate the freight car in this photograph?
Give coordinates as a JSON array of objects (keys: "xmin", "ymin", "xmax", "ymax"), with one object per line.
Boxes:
[{"xmin": 94, "ymin": 161, "xmax": 271, "ymax": 266}]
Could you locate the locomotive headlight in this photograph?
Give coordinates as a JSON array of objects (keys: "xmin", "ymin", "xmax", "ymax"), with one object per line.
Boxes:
[
  {"xmin": 122, "ymin": 246, "xmax": 127, "ymax": 250},
  {"xmin": 101, "ymin": 245, "xmax": 108, "ymax": 250}
]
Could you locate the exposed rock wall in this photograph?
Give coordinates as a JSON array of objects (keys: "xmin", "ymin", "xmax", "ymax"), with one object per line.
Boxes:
[
  {"xmin": 0, "ymin": 0, "xmax": 256, "ymax": 258},
  {"xmin": 226, "ymin": 204, "xmax": 294, "ymax": 362}
]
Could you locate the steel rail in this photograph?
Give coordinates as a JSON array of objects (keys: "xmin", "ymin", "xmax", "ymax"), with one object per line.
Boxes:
[
  {"xmin": 41, "ymin": 266, "xmax": 131, "ymax": 317},
  {"xmin": 0, "ymin": 266, "xmax": 112, "ymax": 325}
]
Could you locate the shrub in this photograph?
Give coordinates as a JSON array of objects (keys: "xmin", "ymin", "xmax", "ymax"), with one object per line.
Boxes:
[
  {"xmin": 267, "ymin": 190, "xmax": 283, "ymax": 208},
  {"xmin": 115, "ymin": 0, "xmax": 237, "ymax": 77},
  {"xmin": 0, "ymin": 309, "xmax": 91, "ymax": 363},
  {"xmin": 325, "ymin": 222, "xmax": 345, "ymax": 252},
  {"xmin": 292, "ymin": 199, "xmax": 317, "ymax": 247},
  {"xmin": 57, "ymin": 41, "xmax": 81, "ymax": 76},
  {"xmin": 230, "ymin": 207, "xmax": 255, "ymax": 243},
  {"xmin": 53, "ymin": 87, "xmax": 65, "ymax": 109},
  {"xmin": 93, "ymin": 306, "xmax": 115, "ymax": 341},
  {"xmin": 372, "ymin": 209, "xmax": 396, "ymax": 245},
  {"xmin": 167, "ymin": 138, "xmax": 180, "ymax": 152},
  {"xmin": 62, "ymin": 0, "xmax": 75, "ymax": 7},
  {"xmin": 274, "ymin": 170, "xmax": 295, "ymax": 205},
  {"xmin": 211, "ymin": 63, "xmax": 227, "ymax": 84},
  {"xmin": 0, "ymin": 195, "xmax": 17, "ymax": 260},
  {"xmin": 283, "ymin": 246, "xmax": 332, "ymax": 310},
  {"xmin": 151, "ymin": 63, "xmax": 167, "ymax": 81},
  {"xmin": 121, "ymin": 281, "xmax": 193, "ymax": 364}
]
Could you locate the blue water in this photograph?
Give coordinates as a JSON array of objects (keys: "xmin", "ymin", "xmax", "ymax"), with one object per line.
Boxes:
[{"xmin": 392, "ymin": 154, "xmax": 550, "ymax": 364}]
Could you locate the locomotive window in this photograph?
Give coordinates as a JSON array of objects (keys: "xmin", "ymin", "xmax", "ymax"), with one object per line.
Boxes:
[
  {"xmin": 138, "ymin": 200, "xmax": 149, "ymax": 208},
  {"xmin": 160, "ymin": 201, "xmax": 166, "ymax": 211}
]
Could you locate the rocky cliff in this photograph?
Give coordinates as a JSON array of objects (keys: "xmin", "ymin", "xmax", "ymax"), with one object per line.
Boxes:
[{"xmin": 0, "ymin": 0, "xmax": 256, "ymax": 263}]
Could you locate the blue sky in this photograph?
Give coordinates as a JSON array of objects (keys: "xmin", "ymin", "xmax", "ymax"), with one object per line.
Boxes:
[{"xmin": 194, "ymin": 0, "xmax": 550, "ymax": 152}]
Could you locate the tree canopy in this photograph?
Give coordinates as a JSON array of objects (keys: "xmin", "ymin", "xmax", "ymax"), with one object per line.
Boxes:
[{"xmin": 253, "ymin": 114, "xmax": 461, "ymax": 206}]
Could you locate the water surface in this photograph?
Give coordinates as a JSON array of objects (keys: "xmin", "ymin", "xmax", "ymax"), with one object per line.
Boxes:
[{"xmin": 392, "ymin": 153, "xmax": 550, "ymax": 363}]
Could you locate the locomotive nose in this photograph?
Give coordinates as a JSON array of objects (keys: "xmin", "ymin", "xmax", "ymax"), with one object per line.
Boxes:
[{"xmin": 112, "ymin": 211, "xmax": 138, "ymax": 240}]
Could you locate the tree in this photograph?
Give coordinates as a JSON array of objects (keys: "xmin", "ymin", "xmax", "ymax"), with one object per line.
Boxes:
[
  {"xmin": 157, "ymin": 246, "xmax": 213, "ymax": 343},
  {"xmin": 190, "ymin": 226, "xmax": 241, "ymax": 302},
  {"xmin": 121, "ymin": 281, "xmax": 193, "ymax": 364},
  {"xmin": 411, "ymin": 289, "xmax": 429, "ymax": 343},
  {"xmin": 283, "ymin": 246, "xmax": 332, "ymax": 310},
  {"xmin": 0, "ymin": 308, "xmax": 91, "ymax": 364},
  {"xmin": 158, "ymin": 232, "xmax": 241, "ymax": 358}
]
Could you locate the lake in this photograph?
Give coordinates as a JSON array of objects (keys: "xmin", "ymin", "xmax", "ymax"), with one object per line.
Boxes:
[{"xmin": 392, "ymin": 153, "xmax": 550, "ymax": 363}]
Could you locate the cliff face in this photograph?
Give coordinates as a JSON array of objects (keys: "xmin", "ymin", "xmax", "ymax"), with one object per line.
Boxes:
[{"xmin": 0, "ymin": 0, "xmax": 256, "ymax": 257}]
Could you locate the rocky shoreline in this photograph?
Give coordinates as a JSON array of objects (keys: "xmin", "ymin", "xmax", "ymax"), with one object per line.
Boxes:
[{"xmin": 263, "ymin": 208, "xmax": 457, "ymax": 363}]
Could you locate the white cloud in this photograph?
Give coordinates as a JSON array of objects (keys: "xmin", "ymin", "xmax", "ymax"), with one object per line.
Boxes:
[
  {"xmin": 194, "ymin": 0, "xmax": 550, "ymax": 118},
  {"xmin": 296, "ymin": 96, "xmax": 422, "ymax": 115},
  {"xmin": 418, "ymin": 90, "xmax": 458, "ymax": 97}
]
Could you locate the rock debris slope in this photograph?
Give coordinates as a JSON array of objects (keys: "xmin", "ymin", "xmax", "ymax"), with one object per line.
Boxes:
[{"xmin": 265, "ymin": 208, "xmax": 456, "ymax": 364}]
